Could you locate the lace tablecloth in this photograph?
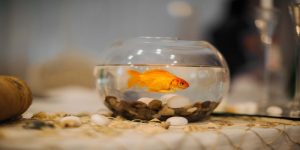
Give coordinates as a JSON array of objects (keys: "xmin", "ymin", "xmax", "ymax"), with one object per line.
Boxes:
[{"xmin": 0, "ymin": 114, "xmax": 299, "ymax": 150}]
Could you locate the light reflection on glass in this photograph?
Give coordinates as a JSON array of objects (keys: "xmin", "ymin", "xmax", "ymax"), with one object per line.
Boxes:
[
  {"xmin": 156, "ymin": 48, "xmax": 162, "ymax": 54},
  {"xmin": 128, "ymin": 55, "xmax": 133, "ymax": 60},
  {"xmin": 137, "ymin": 49, "xmax": 143, "ymax": 55},
  {"xmin": 170, "ymin": 54, "xmax": 175, "ymax": 59}
]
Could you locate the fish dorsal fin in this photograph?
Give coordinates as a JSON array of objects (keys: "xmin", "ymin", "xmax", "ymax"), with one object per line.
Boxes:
[
  {"xmin": 144, "ymin": 69, "xmax": 169, "ymax": 74},
  {"xmin": 143, "ymin": 69, "xmax": 176, "ymax": 78}
]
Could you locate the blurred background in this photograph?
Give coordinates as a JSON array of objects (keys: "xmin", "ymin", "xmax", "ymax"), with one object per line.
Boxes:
[{"xmin": 0, "ymin": 0, "xmax": 298, "ymax": 114}]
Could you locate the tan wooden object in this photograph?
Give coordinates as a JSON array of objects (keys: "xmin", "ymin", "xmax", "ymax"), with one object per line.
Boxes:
[{"xmin": 0, "ymin": 76, "xmax": 32, "ymax": 121}]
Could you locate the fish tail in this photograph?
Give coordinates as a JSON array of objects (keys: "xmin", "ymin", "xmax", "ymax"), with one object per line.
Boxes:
[{"xmin": 127, "ymin": 70, "xmax": 141, "ymax": 88}]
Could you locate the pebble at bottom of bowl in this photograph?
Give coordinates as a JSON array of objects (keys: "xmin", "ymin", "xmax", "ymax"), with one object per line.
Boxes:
[{"xmin": 104, "ymin": 96, "xmax": 219, "ymax": 122}]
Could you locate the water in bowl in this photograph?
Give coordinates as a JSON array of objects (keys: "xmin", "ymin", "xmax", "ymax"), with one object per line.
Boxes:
[{"xmin": 95, "ymin": 64, "xmax": 229, "ymax": 122}]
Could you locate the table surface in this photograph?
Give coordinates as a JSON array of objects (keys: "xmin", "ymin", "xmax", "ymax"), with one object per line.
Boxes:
[
  {"xmin": 1, "ymin": 115, "xmax": 300, "ymax": 150},
  {"xmin": 0, "ymin": 87, "xmax": 299, "ymax": 150}
]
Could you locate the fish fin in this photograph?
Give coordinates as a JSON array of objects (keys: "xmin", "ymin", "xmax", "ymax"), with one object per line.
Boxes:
[
  {"xmin": 148, "ymin": 88, "xmax": 161, "ymax": 93},
  {"xmin": 144, "ymin": 69, "xmax": 176, "ymax": 78},
  {"xmin": 144, "ymin": 69, "xmax": 169, "ymax": 74},
  {"xmin": 127, "ymin": 70, "xmax": 141, "ymax": 88}
]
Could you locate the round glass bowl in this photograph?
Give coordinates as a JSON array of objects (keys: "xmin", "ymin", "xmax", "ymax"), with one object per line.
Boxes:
[{"xmin": 95, "ymin": 37, "xmax": 229, "ymax": 122}]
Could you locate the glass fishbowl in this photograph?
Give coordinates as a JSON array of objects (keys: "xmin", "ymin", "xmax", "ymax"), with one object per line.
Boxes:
[{"xmin": 95, "ymin": 37, "xmax": 229, "ymax": 122}]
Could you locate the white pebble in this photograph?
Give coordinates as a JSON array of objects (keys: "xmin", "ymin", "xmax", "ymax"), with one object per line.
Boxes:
[
  {"xmin": 91, "ymin": 114, "xmax": 111, "ymax": 126},
  {"xmin": 266, "ymin": 106, "xmax": 282, "ymax": 116},
  {"xmin": 137, "ymin": 97, "xmax": 154, "ymax": 105},
  {"xmin": 166, "ymin": 117, "xmax": 188, "ymax": 126},
  {"xmin": 167, "ymin": 95, "xmax": 190, "ymax": 108},
  {"xmin": 60, "ymin": 116, "xmax": 81, "ymax": 127},
  {"xmin": 160, "ymin": 94, "xmax": 178, "ymax": 104},
  {"xmin": 22, "ymin": 112, "xmax": 33, "ymax": 119}
]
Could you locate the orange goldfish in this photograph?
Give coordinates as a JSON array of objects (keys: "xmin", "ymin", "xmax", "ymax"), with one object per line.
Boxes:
[{"xmin": 127, "ymin": 69, "xmax": 189, "ymax": 93}]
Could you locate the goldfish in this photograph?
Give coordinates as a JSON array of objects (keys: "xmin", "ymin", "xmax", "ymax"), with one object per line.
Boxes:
[{"xmin": 127, "ymin": 69, "xmax": 189, "ymax": 93}]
